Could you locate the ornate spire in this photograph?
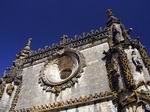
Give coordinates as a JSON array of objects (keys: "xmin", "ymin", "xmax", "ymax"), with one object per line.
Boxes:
[{"xmin": 16, "ymin": 38, "xmax": 32, "ymax": 60}]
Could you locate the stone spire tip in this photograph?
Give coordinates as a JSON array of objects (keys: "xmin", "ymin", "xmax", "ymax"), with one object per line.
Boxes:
[{"xmin": 106, "ymin": 8, "xmax": 113, "ymax": 18}]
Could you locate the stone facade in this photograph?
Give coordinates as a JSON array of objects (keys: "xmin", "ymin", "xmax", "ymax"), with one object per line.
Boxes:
[{"xmin": 0, "ymin": 9, "xmax": 150, "ymax": 112}]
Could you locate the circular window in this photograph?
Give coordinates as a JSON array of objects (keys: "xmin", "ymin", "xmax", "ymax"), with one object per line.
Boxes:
[
  {"xmin": 39, "ymin": 49, "xmax": 85, "ymax": 94},
  {"xmin": 41, "ymin": 51, "xmax": 80, "ymax": 85}
]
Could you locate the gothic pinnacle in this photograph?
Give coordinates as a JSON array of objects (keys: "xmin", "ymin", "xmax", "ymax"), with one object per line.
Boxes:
[
  {"xmin": 24, "ymin": 38, "xmax": 32, "ymax": 50},
  {"xmin": 16, "ymin": 38, "xmax": 32, "ymax": 60}
]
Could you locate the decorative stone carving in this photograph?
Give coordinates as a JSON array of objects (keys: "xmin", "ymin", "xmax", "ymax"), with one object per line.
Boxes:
[
  {"xmin": 60, "ymin": 35, "xmax": 69, "ymax": 45},
  {"xmin": 106, "ymin": 9, "xmax": 120, "ymax": 26},
  {"xmin": 106, "ymin": 9, "xmax": 132, "ymax": 48},
  {"xmin": 131, "ymin": 51, "xmax": 143, "ymax": 73},
  {"xmin": 39, "ymin": 48, "xmax": 86, "ymax": 95},
  {"xmin": 112, "ymin": 24, "xmax": 124, "ymax": 45},
  {"xmin": 6, "ymin": 83, "xmax": 14, "ymax": 96},
  {"xmin": 2, "ymin": 65, "xmax": 23, "ymax": 85},
  {"xmin": 0, "ymin": 80, "xmax": 5, "ymax": 100},
  {"xmin": 145, "ymin": 104, "xmax": 150, "ymax": 111},
  {"xmin": 9, "ymin": 83, "xmax": 22, "ymax": 112},
  {"xmin": 0, "ymin": 9, "xmax": 149, "ymax": 112},
  {"xmin": 16, "ymin": 38, "xmax": 32, "ymax": 60},
  {"xmin": 18, "ymin": 29, "xmax": 108, "ymax": 67},
  {"xmin": 111, "ymin": 56, "xmax": 121, "ymax": 91},
  {"xmin": 15, "ymin": 91, "xmax": 117, "ymax": 112},
  {"xmin": 131, "ymin": 39, "xmax": 150, "ymax": 75},
  {"xmin": 0, "ymin": 63, "xmax": 23, "ymax": 111},
  {"xmin": 104, "ymin": 47, "xmax": 135, "ymax": 92},
  {"xmin": 120, "ymin": 88, "xmax": 150, "ymax": 111},
  {"xmin": 118, "ymin": 49, "xmax": 135, "ymax": 89}
]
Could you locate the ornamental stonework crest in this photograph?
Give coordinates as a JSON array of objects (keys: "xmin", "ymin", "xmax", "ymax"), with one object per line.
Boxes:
[{"xmin": 39, "ymin": 48, "xmax": 86, "ymax": 95}]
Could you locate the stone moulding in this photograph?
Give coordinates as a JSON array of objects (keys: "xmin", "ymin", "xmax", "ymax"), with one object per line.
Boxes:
[
  {"xmin": 14, "ymin": 91, "xmax": 117, "ymax": 112},
  {"xmin": 39, "ymin": 48, "xmax": 86, "ymax": 95},
  {"xmin": 131, "ymin": 39, "xmax": 150, "ymax": 75}
]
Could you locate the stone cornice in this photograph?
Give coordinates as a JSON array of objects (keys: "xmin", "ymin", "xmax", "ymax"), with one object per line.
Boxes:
[
  {"xmin": 18, "ymin": 28, "xmax": 110, "ymax": 66},
  {"xmin": 14, "ymin": 91, "xmax": 117, "ymax": 112}
]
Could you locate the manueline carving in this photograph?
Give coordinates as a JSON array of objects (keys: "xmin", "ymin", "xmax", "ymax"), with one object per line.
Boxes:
[
  {"xmin": 131, "ymin": 39, "xmax": 150, "ymax": 75},
  {"xmin": 104, "ymin": 47, "xmax": 135, "ymax": 91}
]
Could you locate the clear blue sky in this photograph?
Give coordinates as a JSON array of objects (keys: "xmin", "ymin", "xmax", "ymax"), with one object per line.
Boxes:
[{"xmin": 0, "ymin": 0, "xmax": 150, "ymax": 77}]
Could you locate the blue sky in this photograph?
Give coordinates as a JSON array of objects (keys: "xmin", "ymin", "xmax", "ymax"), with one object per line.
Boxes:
[{"xmin": 0, "ymin": 0, "xmax": 150, "ymax": 77}]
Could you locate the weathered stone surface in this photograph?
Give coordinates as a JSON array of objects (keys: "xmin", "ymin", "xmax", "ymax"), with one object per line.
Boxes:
[
  {"xmin": 0, "ymin": 84, "xmax": 17, "ymax": 112},
  {"xmin": 15, "ymin": 42, "xmax": 111, "ymax": 110},
  {"xmin": 59, "ymin": 101, "xmax": 117, "ymax": 112},
  {"xmin": 125, "ymin": 47, "xmax": 150, "ymax": 85}
]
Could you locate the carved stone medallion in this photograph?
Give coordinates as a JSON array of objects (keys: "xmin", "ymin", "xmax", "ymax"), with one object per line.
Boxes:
[{"xmin": 39, "ymin": 48, "xmax": 85, "ymax": 95}]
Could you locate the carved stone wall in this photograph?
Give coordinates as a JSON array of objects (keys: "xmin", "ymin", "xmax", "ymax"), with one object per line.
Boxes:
[
  {"xmin": 0, "ymin": 10, "xmax": 150, "ymax": 112},
  {"xmin": 14, "ymin": 42, "xmax": 111, "ymax": 111}
]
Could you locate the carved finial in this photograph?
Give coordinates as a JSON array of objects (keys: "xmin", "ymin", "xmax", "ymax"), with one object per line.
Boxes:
[
  {"xmin": 24, "ymin": 38, "xmax": 32, "ymax": 50},
  {"xmin": 127, "ymin": 28, "xmax": 133, "ymax": 34},
  {"xmin": 106, "ymin": 8, "xmax": 113, "ymax": 18},
  {"xmin": 61, "ymin": 35, "xmax": 69, "ymax": 45},
  {"xmin": 16, "ymin": 38, "xmax": 32, "ymax": 60},
  {"xmin": 26, "ymin": 38, "xmax": 32, "ymax": 47}
]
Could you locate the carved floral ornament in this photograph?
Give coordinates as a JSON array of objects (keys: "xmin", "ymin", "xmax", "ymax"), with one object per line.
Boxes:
[{"xmin": 39, "ymin": 48, "xmax": 86, "ymax": 95}]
